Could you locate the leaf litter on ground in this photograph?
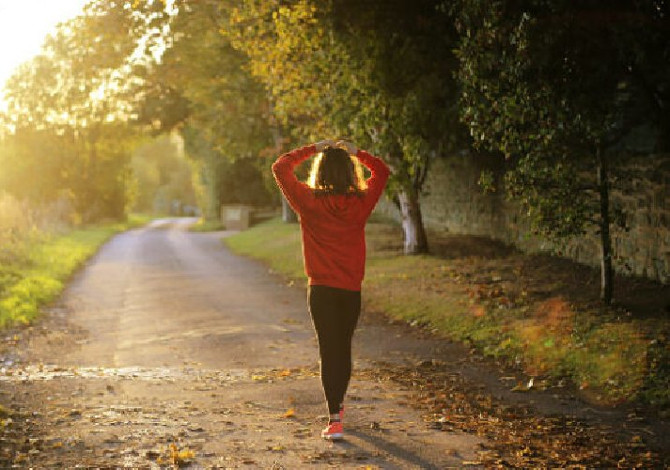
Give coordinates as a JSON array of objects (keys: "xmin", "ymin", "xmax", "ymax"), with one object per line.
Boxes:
[{"xmin": 357, "ymin": 361, "xmax": 668, "ymax": 468}]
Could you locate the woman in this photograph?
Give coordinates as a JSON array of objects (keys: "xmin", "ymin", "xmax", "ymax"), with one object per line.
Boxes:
[{"xmin": 272, "ymin": 139, "xmax": 390, "ymax": 440}]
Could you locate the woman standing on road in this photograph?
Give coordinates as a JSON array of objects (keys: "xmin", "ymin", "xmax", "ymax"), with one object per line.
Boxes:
[{"xmin": 272, "ymin": 139, "xmax": 390, "ymax": 440}]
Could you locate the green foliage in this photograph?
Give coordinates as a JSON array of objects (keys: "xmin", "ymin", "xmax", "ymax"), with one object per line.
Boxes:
[
  {"xmin": 0, "ymin": 276, "xmax": 63, "ymax": 326},
  {"xmin": 227, "ymin": 0, "xmax": 331, "ymax": 138},
  {"xmin": 151, "ymin": 1, "xmax": 271, "ymax": 154},
  {"xmin": 454, "ymin": 0, "xmax": 670, "ymax": 301},
  {"xmin": 574, "ymin": 322, "xmax": 648, "ymax": 401},
  {"xmin": 0, "ymin": 0, "xmax": 151, "ymax": 222},
  {"xmin": 227, "ymin": 0, "xmax": 464, "ymax": 170},
  {"xmin": 135, "ymin": 1, "xmax": 274, "ymax": 220},
  {"xmin": 218, "ymin": 158, "xmax": 275, "ymax": 206},
  {"xmin": 455, "ymin": 0, "xmax": 669, "ymax": 239},
  {"xmin": 640, "ymin": 334, "xmax": 670, "ymax": 407},
  {"xmin": 0, "ymin": 216, "xmax": 149, "ymax": 328},
  {"xmin": 456, "ymin": 1, "xmax": 585, "ymax": 238},
  {"xmin": 225, "ymin": 0, "xmax": 467, "ymax": 252},
  {"xmin": 178, "ymin": 125, "xmax": 274, "ymax": 220},
  {"xmin": 0, "ymin": 192, "xmax": 40, "ymax": 267},
  {"xmin": 130, "ymin": 134, "xmax": 197, "ymax": 214}
]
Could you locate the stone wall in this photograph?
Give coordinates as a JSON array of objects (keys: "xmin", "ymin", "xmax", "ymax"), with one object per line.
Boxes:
[{"xmin": 377, "ymin": 153, "xmax": 670, "ymax": 284}]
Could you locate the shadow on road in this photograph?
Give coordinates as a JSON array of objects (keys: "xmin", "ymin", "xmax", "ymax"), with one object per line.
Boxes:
[{"xmin": 344, "ymin": 428, "xmax": 446, "ymax": 470}]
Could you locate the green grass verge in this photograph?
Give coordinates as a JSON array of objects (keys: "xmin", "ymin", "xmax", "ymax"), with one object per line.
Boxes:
[
  {"xmin": 224, "ymin": 218, "xmax": 305, "ymax": 280},
  {"xmin": 189, "ymin": 218, "xmax": 225, "ymax": 232},
  {"xmin": 224, "ymin": 217, "xmax": 669, "ymax": 408},
  {"xmin": 0, "ymin": 214, "xmax": 152, "ymax": 328}
]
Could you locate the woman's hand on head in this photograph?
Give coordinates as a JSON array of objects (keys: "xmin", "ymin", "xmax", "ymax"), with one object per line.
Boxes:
[
  {"xmin": 314, "ymin": 139, "xmax": 335, "ymax": 152},
  {"xmin": 336, "ymin": 140, "xmax": 358, "ymax": 155}
]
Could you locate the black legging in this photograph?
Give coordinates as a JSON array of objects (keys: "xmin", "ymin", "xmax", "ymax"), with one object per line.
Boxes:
[{"xmin": 308, "ymin": 285, "xmax": 361, "ymax": 415}]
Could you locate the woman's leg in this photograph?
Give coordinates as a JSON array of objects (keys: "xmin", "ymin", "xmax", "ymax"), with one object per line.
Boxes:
[{"xmin": 308, "ymin": 285, "xmax": 361, "ymax": 415}]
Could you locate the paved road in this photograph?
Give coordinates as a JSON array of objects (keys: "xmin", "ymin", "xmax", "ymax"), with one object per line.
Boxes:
[{"xmin": 1, "ymin": 218, "xmax": 484, "ymax": 468}]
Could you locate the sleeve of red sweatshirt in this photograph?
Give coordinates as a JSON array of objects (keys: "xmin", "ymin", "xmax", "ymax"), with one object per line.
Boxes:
[
  {"xmin": 356, "ymin": 149, "xmax": 391, "ymax": 215},
  {"xmin": 271, "ymin": 144, "xmax": 316, "ymax": 215}
]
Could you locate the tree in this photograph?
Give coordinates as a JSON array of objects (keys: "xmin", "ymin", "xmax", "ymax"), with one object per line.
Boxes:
[
  {"xmin": 134, "ymin": 0, "xmax": 274, "ymax": 220},
  {"xmin": 226, "ymin": 0, "xmax": 332, "ymax": 223},
  {"xmin": 1, "ymin": 0, "xmax": 150, "ymax": 221},
  {"xmin": 330, "ymin": 0, "xmax": 468, "ymax": 254},
  {"xmin": 455, "ymin": 0, "xmax": 670, "ymax": 303},
  {"xmin": 227, "ymin": 0, "xmax": 466, "ymax": 253},
  {"xmin": 130, "ymin": 134, "xmax": 197, "ymax": 214}
]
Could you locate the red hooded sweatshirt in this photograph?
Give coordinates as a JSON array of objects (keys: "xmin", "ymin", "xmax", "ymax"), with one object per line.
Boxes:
[{"xmin": 272, "ymin": 144, "xmax": 390, "ymax": 291}]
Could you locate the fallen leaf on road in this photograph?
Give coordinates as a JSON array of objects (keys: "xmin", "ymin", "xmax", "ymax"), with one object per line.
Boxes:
[
  {"xmin": 511, "ymin": 378, "xmax": 534, "ymax": 392},
  {"xmin": 283, "ymin": 408, "xmax": 295, "ymax": 418},
  {"xmin": 169, "ymin": 443, "xmax": 195, "ymax": 466}
]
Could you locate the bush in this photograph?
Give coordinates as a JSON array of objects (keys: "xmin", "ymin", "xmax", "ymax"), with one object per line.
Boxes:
[
  {"xmin": 0, "ymin": 199, "xmax": 149, "ymax": 328},
  {"xmin": 0, "ymin": 192, "xmax": 38, "ymax": 267},
  {"xmin": 0, "ymin": 276, "xmax": 63, "ymax": 326}
]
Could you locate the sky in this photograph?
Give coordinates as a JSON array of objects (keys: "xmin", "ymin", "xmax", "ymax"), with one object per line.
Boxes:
[{"xmin": 0, "ymin": 0, "xmax": 89, "ymax": 108}]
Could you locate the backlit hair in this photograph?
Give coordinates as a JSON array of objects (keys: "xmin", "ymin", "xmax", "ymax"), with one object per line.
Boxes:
[{"xmin": 308, "ymin": 147, "xmax": 367, "ymax": 195}]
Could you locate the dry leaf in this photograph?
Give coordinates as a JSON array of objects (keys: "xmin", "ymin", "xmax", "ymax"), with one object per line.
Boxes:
[{"xmin": 169, "ymin": 443, "xmax": 195, "ymax": 466}]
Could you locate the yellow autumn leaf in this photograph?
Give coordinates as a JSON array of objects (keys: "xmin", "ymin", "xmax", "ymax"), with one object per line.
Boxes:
[
  {"xmin": 169, "ymin": 443, "xmax": 195, "ymax": 465},
  {"xmin": 283, "ymin": 407, "xmax": 295, "ymax": 418},
  {"xmin": 179, "ymin": 449, "xmax": 195, "ymax": 459}
]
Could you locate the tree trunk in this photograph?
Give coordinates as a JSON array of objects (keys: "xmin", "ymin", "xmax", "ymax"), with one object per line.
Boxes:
[
  {"xmin": 281, "ymin": 196, "xmax": 297, "ymax": 223},
  {"xmin": 397, "ymin": 187, "xmax": 428, "ymax": 254},
  {"xmin": 268, "ymin": 98, "xmax": 297, "ymax": 224},
  {"xmin": 597, "ymin": 146, "xmax": 613, "ymax": 304}
]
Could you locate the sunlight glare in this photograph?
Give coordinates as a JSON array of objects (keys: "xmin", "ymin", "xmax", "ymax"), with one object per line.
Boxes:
[{"xmin": 0, "ymin": 0, "xmax": 89, "ymax": 110}]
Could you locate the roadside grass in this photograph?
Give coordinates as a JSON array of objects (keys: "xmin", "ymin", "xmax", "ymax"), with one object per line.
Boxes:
[
  {"xmin": 0, "ymin": 214, "xmax": 152, "ymax": 328},
  {"xmin": 224, "ymin": 217, "xmax": 669, "ymax": 408},
  {"xmin": 189, "ymin": 218, "xmax": 225, "ymax": 232},
  {"xmin": 224, "ymin": 218, "xmax": 305, "ymax": 280}
]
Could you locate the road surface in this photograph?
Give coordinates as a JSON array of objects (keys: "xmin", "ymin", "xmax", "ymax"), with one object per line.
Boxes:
[{"xmin": 0, "ymin": 218, "xmax": 486, "ymax": 468}]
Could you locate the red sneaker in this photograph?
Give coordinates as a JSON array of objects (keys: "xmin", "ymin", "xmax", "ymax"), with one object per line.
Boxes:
[{"xmin": 321, "ymin": 421, "xmax": 343, "ymax": 440}]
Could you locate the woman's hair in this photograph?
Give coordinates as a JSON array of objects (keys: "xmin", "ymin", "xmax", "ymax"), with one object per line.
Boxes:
[{"xmin": 308, "ymin": 146, "xmax": 367, "ymax": 196}]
